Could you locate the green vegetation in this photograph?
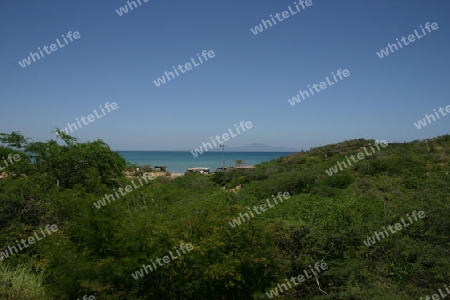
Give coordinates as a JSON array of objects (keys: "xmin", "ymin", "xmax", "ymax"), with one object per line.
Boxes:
[
  {"xmin": 0, "ymin": 131, "xmax": 449, "ymax": 299},
  {"xmin": 0, "ymin": 260, "xmax": 46, "ymax": 299}
]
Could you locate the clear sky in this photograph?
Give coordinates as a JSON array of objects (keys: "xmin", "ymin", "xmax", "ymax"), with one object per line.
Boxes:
[{"xmin": 1, "ymin": 0, "xmax": 449, "ymax": 150}]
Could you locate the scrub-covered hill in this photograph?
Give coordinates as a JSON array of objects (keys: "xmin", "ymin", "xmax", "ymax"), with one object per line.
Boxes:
[{"xmin": 1, "ymin": 131, "xmax": 449, "ymax": 299}]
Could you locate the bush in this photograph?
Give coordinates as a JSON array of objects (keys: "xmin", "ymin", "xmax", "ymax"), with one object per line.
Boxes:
[
  {"xmin": 321, "ymin": 173, "xmax": 353, "ymax": 189},
  {"xmin": 141, "ymin": 164, "xmax": 152, "ymax": 172}
]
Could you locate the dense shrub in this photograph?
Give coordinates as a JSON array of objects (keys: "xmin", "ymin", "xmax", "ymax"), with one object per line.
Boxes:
[{"xmin": 320, "ymin": 173, "xmax": 354, "ymax": 189}]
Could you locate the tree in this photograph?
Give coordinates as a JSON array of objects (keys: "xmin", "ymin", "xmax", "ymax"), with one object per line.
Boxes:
[
  {"xmin": 234, "ymin": 159, "xmax": 245, "ymax": 167},
  {"xmin": 0, "ymin": 130, "xmax": 126, "ymax": 191},
  {"xmin": 0, "ymin": 131, "xmax": 29, "ymax": 149}
]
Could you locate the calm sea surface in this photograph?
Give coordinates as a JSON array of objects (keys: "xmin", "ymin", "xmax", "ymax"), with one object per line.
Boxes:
[{"xmin": 118, "ymin": 151, "xmax": 293, "ymax": 173}]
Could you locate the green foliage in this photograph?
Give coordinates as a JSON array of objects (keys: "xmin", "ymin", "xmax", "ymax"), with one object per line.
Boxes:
[
  {"xmin": 320, "ymin": 173, "xmax": 354, "ymax": 189},
  {"xmin": 0, "ymin": 131, "xmax": 30, "ymax": 149},
  {"xmin": 1, "ymin": 133, "xmax": 450, "ymax": 299},
  {"xmin": 27, "ymin": 133, "xmax": 125, "ymax": 191}
]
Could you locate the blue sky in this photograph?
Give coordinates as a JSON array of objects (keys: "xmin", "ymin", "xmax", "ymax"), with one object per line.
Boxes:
[{"xmin": 1, "ymin": 0, "xmax": 449, "ymax": 150}]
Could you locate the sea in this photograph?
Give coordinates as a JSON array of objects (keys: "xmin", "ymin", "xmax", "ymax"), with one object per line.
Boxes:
[{"xmin": 118, "ymin": 151, "xmax": 294, "ymax": 173}]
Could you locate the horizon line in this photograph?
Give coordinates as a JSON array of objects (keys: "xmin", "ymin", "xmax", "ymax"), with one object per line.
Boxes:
[{"xmin": 115, "ymin": 149, "xmax": 299, "ymax": 152}]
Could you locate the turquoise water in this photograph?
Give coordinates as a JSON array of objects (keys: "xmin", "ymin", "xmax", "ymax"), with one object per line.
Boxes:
[{"xmin": 118, "ymin": 151, "xmax": 293, "ymax": 173}]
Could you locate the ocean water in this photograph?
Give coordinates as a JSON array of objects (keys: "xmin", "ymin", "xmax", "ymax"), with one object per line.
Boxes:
[{"xmin": 118, "ymin": 151, "xmax": 294, "ymax": 173}]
